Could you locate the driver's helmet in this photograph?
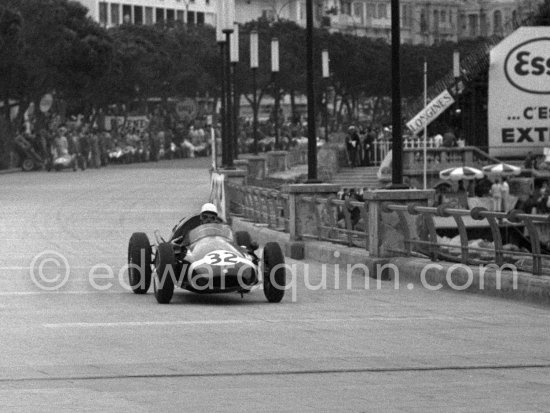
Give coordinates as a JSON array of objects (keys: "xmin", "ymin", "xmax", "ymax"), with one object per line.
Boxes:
[{"xmin": 200, "ymin": 203, "xmax": 218, "ymax": 224}]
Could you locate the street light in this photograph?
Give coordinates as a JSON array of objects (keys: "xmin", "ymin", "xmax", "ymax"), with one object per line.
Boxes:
[
  {"xmin": 222, "ymin": 0, "xmax": 235, "ymax": 168},
  {"xmin": 389, "ymin": 0, "xmax": 406, "ymax": 188},
  {"xmin": 271, "ymin": 37, "xmax": 280, "ymax": 149},
  {"xmin": 306, "ymin": 0, "xmax": 318, "ymax": 182},
  {"xmin": 250, "ymin": 30, "xmax": 259, "ymax": 155},
  {"xmin": 321, "ymin": 49, "xmax": 330, "ymax": 142},
  {"xmin": 216, "ymin": 0, "xmax": 227, "ymax": 168},
  {"xmin": 230, "ymin": 22, "xmax": 239, "ymax": 160}
]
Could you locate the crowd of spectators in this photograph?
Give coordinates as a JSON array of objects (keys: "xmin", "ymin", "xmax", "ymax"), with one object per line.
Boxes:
[{"xmin": 12, "ymin": 108, "xmax": 215, "ymax": 171}]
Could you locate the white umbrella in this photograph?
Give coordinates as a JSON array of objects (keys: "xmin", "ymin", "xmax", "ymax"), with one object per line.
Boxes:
[
  {"xmin": 482, "ymin": 163, "xmax": 521, "ymax": 177},
  {"xmin": 439, "ymin": 166, "xmax": 483, "ymax": 181}
]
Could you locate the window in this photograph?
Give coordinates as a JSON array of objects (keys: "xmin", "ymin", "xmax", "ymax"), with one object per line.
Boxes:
[
  {"xmin": 261, "ymin": 9, "xmax": 275, "ymax": 20},
  {"xmin": 197, "ymin": 12, "xmax": 205, "ymax": 25},
  {"xmin": 145, "ymin": 7, "xmax": 153, "ymax": 24},
  {"xmin": 99, "ymin": 2, "xmax": 107, "ymax": 25},
  {"xmin": 377, "ymin": 3, "xmax": 387, "ymax": 19},
  {"xmin": 420, "ymin": 10, "xmax": 427, "ymax": 32},
  {"xmin": 156, "ymin": 8, "xmax": 165, "ymax": 22},
  {"xmin": 441, "ymin": 10, "xmax": 446, "ymax": 24},
  {"xmin": 166, "ymin": 9, "xmax": 175, "ymax": 21},
  {"xmin": 188, "ymin": 11, "xmax": 195, "ymax": 24},
  {"xmin": 111, "ymin": 3, "xmax": 120, "ymax": 25},
  {"xmin": 367, "ymin": 3, "xmax": 375, "ymax": 19},
  {"xmin": 493, "ymin": 10, "xmax": 503, "ymax": 34},
  {"xmin": 134, "ymin": 6, "xmax": 143, "ymax": 24},
  {"xmin": 433, "ymin": 10, "xmax": 439, "ymax": 30},
  {"xmin": 341, "ymin": 1, "xmax": 351, "ymax": 15},
  {"xmin": 122, "ymin": 5, "xmax": 132, "ymax": 23},
  {"xmin": 353, "ymin": 2, "xmax": 364, "ymax": 24},
  {"xmin": 177, "ymin": 10, "xmax": 184, "ymax": 22}
]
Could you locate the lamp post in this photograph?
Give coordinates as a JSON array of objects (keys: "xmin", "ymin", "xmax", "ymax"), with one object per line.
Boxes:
[
  {"xmin": 271, "ymin": 37, "xmax": 280, "ymax": 149},
  {"xmin": 306, "ymin": 0, "xmax": 318, "ymax": 182},
  {"xmin": 216, "ymin": 0, "xmax": 227, "ymax": 168},
  {"xmin": 453, "ymin": 49, "xmax": 462, "ymax": 138},
  {"xmin": 250, "ymin": 30, "xmax": 259, "ymax": 155},
  {"xmin": 389, "ymin": 0, "xmax": 406, "ymax": 188},
  {"xmin": 230, "ymin": 22, "xmax": 239, "ymax": 160},
  {"xmin": 321, "ymin": 49, "xmax": 330, "ymax": 142},
  {"xmin": 222, "ymin": 0, "xmax": 235, "ymax": 168}
]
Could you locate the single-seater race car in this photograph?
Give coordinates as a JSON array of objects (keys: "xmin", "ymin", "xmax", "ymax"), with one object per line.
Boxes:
[{"xmin": 127, "ymin": 216, "xmax": 286, "ymax": 304}]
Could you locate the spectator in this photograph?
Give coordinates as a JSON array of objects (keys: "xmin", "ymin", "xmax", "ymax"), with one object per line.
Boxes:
[
  {"xmin": 501, "ymin": 177, "xmax": 510, "ymax": 212},
  {"xmin": 457, "ymin": 180, "xmax": 468, "ymax": 209},
  {"xmin": 490, "ymin": 177, "xmax": 503, "ymax": 212},
  {"xmin": 524, "ymin": 151, "xmax": 535, "ymax": 169},
  {"xmin": 442, "ymin": 128, "xmax": 456, "ymax": 147},
  {"xmin": 345, "ymin": 126, "xmax": 361, "ymax": 168}
]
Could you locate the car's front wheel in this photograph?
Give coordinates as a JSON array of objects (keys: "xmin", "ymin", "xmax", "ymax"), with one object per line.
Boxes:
[
  {"xmin": 263, "ymin": 242, "xmax": 286, "ymax": 303},
  {"xmin": 128, "ymin": 232, "xmax": 152, "ymax": 294},
  {"xmin": 154, "ymin": 242, "xmax": 176, "ymax": 304}
]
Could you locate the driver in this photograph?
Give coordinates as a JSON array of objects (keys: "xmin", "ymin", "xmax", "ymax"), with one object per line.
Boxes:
[
  {"xmin": 170, "ymin": 203, "xmax": 222, "ymax": 243},
  {"xmin": 199, "ymin": 203, "xmax": 221, "ymax": 224}
]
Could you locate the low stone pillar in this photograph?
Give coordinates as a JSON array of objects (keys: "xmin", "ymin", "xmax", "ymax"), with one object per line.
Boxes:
[
  {"xmin": 215, "ymin": 168, "xmax": 248, "ymax": 219},
  {"xmin": 285, "ymin": 184, "xmax": 341, "ymax": 241},
  {"xmin": 246, "ymin": 156, "xmax": 266, "ymax": 180},
  {"xmin": 266, "ymin": 151, "xmax": 288, "ymax": 175},
  {"xmin": 363, "ymin": 189, "xmax": 435, "ymax": 259}
]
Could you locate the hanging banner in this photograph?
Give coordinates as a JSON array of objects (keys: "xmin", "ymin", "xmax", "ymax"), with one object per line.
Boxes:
[
  {"xmin": 488, "ymin": 27, "xmax": 550, "ymax": 157},
  {"xmin": 406, "ymin": 90, "xmax": 455, "ymax": 135},
  {"xmin": 209, "ymin": 172, "xmax": 226, "ymax": 222}
]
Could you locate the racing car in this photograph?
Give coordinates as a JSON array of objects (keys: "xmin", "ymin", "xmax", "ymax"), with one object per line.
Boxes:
[{"xmin": 127, "ymin": 216, "xmax": 286, "ymax": 304}]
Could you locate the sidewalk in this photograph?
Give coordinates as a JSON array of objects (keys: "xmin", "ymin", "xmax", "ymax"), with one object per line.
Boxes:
[{"xmin": 232, "ymin": 217, "xmax": 550, "ymax": 306}]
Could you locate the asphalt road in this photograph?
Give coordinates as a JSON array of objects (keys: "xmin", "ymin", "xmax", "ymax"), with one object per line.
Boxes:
[{"xmin": 1, "ymin": 159, "xmax": 550, "ymax": 412}]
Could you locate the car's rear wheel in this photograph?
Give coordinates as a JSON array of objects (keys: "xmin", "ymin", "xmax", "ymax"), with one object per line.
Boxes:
[
  {"xmin": 235, "ymin": 231, "xmax": 252, "ymax": 248},
  {"xmin": 263, "ymin": 242, "xmax": 286, "ymax": 303},
  {"xmin": 128, "ymin": 232, "xmax": 152, "ymax": 294},
  {"xmin": 154, "ymin": 242, "xmax": 176, "ymax": 304}
]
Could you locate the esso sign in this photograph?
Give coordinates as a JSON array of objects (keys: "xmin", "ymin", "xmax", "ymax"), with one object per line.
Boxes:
[{"xmin": 504, "ymin": 37, "xmax": 550, "ymax": 94}]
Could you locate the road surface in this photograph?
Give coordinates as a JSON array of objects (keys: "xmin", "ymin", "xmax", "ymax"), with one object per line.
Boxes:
[{"xmin": 1, "ymin": 159, "xmax": 549, "ymax": 412}]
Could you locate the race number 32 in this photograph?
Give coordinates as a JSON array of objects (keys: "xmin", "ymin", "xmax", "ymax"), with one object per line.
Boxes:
[{"xmin": 205, "ymin": 251, "xmax": 238, "ymax": 265}]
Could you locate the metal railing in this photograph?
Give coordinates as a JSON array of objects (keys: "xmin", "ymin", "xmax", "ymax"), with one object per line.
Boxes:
[
  {"xmin": 227, "ymin": 183, "xmax": 289, "ymax": 232},
  {"xmin": 296, "ymin": 195, "xmax": 368, "ymax": 249},
  {"xmin": 227, "ymin": 182, "xmax": 550, "ymax": 276},
  {"xmin": 382, "ymin": 204, "xmax": 550, "ymax": 276}
]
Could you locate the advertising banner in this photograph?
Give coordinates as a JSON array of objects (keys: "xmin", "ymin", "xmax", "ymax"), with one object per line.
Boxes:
[
  {"xmin": 104, "ymin": 116, "xmax": 149, "ymax": 132},
  {"xmin": 488, "ymin": 27, "xmax": 550, "ymax": 157},
  {"xmin": 406, "ymin": 90, "xmax": 455, "ymax": 135}
]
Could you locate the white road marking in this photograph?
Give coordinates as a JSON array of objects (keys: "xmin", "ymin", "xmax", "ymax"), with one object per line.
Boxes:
[{"xmin": 43, "ymin": 316, "xmax": 457, "ymax": 328}]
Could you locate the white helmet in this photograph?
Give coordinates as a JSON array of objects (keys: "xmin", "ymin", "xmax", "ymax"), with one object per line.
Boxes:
[{"xmin": 200, "ymin": 203, "xmax": 218, "ymax": 215}]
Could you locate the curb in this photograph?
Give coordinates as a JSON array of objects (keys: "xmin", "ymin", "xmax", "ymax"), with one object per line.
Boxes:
[
  {"xmin": 231, "ymin": 217, "xmax": 550, "ymax": 306},
  {"xmin": 0, "ymin": 168, "xmax": 20, "ymax": 175}
]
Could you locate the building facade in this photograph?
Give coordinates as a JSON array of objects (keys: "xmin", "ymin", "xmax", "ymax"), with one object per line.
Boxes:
[
  {"xmin": 77, "ymin": 0, "xmax": 541, "ymax": 45},
  {"xmin": 78, "ymin": 0, "xmax": 216, "ymax": 27}
]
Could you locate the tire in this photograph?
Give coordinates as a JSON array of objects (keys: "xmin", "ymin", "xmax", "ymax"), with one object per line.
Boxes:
[
  {"xmin": 235, "ymin": 231, "xmax": 252, "ymax": 248},
  {"xmin": 22, "ymin": 158, "xmax": 34, "ymax": 172},
  {"xmin": 263, "ymin": 242, "xmax": 286, "ymax": 303},
  {"xmin": 154, "ymin": 242, "xmax": 176, "ymax": 304},
  {"xmin": 127, "ymin": 232, "xmax": 152, "ymax": 294}
]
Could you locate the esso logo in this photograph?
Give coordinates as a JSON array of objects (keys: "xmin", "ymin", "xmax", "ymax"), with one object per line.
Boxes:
[{"xmin": 504, "ymin": 37, "xmax": 550, "ymax": 94}]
